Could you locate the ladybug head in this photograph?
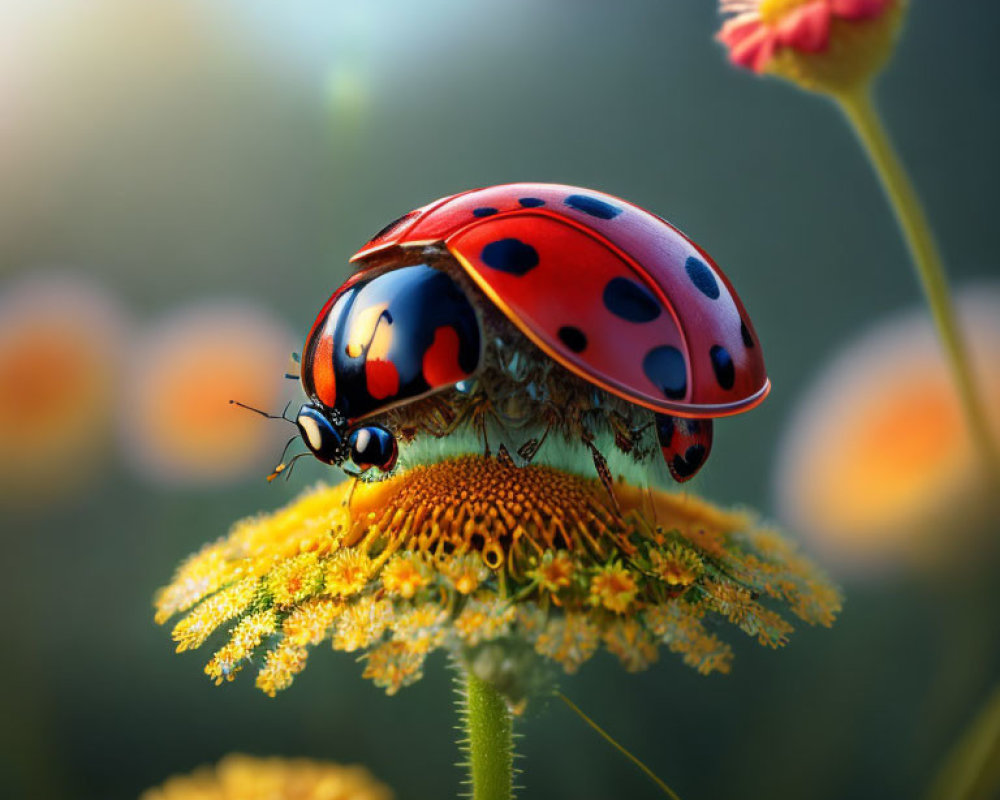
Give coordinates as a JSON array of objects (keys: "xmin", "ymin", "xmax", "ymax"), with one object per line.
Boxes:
[
  {"xmin": 295, "ymin": 404, "xmax": 347, "ymax": 466},
  {"xmin": 295, "ymin": 404, "xmax": 397, "ymax": 475}
]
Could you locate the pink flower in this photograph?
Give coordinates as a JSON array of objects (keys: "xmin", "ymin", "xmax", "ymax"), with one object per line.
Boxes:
[{"xmin": 718, "ymin": 0, "xmax": 891, "ymax": 73}]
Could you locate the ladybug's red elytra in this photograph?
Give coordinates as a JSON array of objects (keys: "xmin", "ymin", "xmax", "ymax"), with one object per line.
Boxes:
[{"xmin": 293, "ymin": 182, "xmax": 769, "ymax": 483}]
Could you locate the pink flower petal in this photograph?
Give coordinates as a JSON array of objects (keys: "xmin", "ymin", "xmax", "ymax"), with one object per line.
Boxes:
[
  {"xmin": 775, "ymin": 1, "xmax": 832, "ymax": 52},
  {"xmin": 830, "ymin": 0, "xmax": 890, "ymax": 20},
  {"xmin": 729, "ymin": 25, "xmax": 778, "ymax": 73},
  {"xmin": 717, "ymin": 14, "xmax": 765, "ymax": 49}
]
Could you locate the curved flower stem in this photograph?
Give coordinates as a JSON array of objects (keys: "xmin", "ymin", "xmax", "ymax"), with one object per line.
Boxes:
[
  {"xmin": 557, "ymin": 692, "xmax": 682, "ymax": 800},
  {"xmin": 460, "ymin": 667, "xmax": 515, "ymax": 800},
  {"xmin": 834, "ymin": 85, "xmax": 999, "ymax": 478}
]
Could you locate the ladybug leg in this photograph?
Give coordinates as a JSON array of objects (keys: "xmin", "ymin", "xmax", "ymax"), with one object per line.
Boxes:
[
  {"xmin": 344, "ymin": 476, "xmax": 360, "ymax": 510},
  {"xmin": 608, "ymin": 411, "xmax": 640, "ymax": 455},
  {"xmin": 517, "ymin": 424, "xmax": 551, "ymax": 464},
  {"xmin": 655, "ymin": 413, "xmax": 713, "ymax": 483},
  {"xmin": 496, "ymin": 443, "xmax": 515, "ymax": 468},
  {"xmin": 583, "ymin": 437, "xmax": 622, "ymax": 515}
]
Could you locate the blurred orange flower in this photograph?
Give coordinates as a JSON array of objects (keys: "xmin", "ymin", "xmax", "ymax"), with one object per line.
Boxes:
[
  {"xmin": 775, "ymin": 285, "xmax": 1000, "ymax": 573},
  {"xmin": 0, "ymin": 272, "xmax": 126, "ymax": 504},
  {"xmin": 120, "ymin": 301, "xmax": 295, "ymax": 485}
]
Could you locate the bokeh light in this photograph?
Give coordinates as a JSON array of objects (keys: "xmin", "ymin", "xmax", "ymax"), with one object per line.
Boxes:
[
  {"xmin": 775, "ymin": 284, "xmax": 1000, "ymax": 573},
  {"xmin": 140, "ymin": 754, "xmax": 393, "ymax": 800},
  {"xmin": 119, "ymin": 301, "xmax": 297, "ymax": 486},
  {"xmin": 0, "ymin": 271, "xmax": 126, "ymax": 506}
]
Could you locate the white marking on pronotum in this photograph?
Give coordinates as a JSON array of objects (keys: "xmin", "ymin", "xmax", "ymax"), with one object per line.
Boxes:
[{"xmin": 299, "ymin": 416, "xmax": 323, "ymax": 451}]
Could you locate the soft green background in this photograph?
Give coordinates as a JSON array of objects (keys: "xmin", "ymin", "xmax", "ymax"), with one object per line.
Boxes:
[{"xmin": 2, "ymin": 1, "xmax": 998, "ymax": 798}]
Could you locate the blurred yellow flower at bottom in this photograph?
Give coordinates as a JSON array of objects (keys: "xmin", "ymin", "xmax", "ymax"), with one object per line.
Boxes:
[
  {"xmin": 776, "ymin": 285, "xmax": 1000, "ymax": 572},
  {"xmin": 141, "ymin": 754, "xmax": 393, "ymax": 800}
]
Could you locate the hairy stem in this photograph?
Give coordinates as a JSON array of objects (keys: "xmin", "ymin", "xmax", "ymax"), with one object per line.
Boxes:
[
  {"xmin": 459, "ymin": 666, "xmax": 515, "ymax": 800},
  {"xmin": 835, "ymin": 86, "xmax": 998, "ymax": 478}
]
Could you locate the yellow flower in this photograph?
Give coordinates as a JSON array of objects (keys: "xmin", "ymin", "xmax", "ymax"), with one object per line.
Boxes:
[
  {"xmin": 266, "ymin": 552, "xmax": 324, "ymax": 608},
  {"xmin": 155, "ymin": 455, "xmax": 840, "ymax": 695},
  {"xmin": 324, "ymin": 549, "xmax": 375, "ymax": 597},
  {"xmin": 527, "ymin": 551, "xmax": 577, "ymax": 596},
  {"xmin": 440, "ymin": 552, "xmax": 490, "ymax": 595},
  {"xmin": 140, "ymin": 753, "xmax": 392, "ymax": 800},
  {"xmin": 205, "ymin": 609, "xmax": 278, "ymax": 684},
  {"xmin": 381, "ymin": 553, "xmax": 433, "ymax": 599},
  {"xmin": 588, "ymin": 563, "xmax": 638, "ymax": 614},
  {"xmin": 717, "ymin": 0, "xmax": 907, "ymax": 93},
  {"xmin": 532, "ymin": 612, "xmax": 601, "ymax": 674},
  {"xmin": 362, "ymin": 640, "xmax": 427, "ymax": 695},
  {"xmin": 649, "ymin": 543, "xmax": 703, "ymax": 588}
]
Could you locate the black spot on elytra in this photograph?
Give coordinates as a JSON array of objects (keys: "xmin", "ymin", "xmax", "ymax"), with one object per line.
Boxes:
[
  {"xmin": 685, "ymin": 256, "xmax": 720, "ymax": 300},
  {"xmin": 740, "ymin": 319, "xmax": 754, "ymax": 348},
  {"xmin": 671, "ymin": 444, "xmax": 706, "ymax": 480},
  {"xmin": 481, "ymin": 238, "xmax": 539, "ymax": 275},
  {"xmin": 370, "ymin": 211, "xmax": 414, "ymax": 241},
  {"xmin": 565, "ymin": 194, "xmax": 622, "ymax": 220},
  {"xmin": 603, "ymin": 277, "xmax": 661, "ymax": 323},
  {"xmin": 557, "ymin": 325, "xmax": 588, "ymax": 353},
  {"xmin": 473, "ymin": 207, "xmax": 498, "ymax": 218},
  {"xmin": 710, "ymin": 345, "xmax": 735, "ymax": 390},
  {"xmin": 643, "ymin": 346, "xmax": 687, "ymax": 400},
  {"xmin": 518, "ymin": 197, "xmax": 545, "ymax": 208}
]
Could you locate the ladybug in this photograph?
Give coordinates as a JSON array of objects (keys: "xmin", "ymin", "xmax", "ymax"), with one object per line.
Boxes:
[{"xmin": 293, "ymin": 183, "xmax": 768, "ymax": 482}]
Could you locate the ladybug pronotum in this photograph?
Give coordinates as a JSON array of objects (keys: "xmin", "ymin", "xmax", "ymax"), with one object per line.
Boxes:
[{"xmin": 292, "ymin": 183, "xmax": 769, "ymax": 484}]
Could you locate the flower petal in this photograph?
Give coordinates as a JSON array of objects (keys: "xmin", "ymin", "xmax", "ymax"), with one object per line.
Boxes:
[{"xmin": 776, "ymin": 1, "xmax": 832, "ymax": 53}]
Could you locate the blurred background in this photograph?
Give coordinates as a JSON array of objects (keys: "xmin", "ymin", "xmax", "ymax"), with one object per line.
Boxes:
[{"xmin": 1, "ymin": 1, "xmax": 998, "ymax": 798}]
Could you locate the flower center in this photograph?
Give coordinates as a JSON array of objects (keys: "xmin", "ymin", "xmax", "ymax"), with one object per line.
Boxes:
[
  {"xmin": 757, "ymin": 0, "xmax": 817, "ymax": 24},
  {"xmin": 352, "ymin": 455, "xmax": 637, "ymax": 569}
]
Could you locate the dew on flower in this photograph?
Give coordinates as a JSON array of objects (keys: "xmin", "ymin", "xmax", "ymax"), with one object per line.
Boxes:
[
  {"xmin": 140, "ymin": 753, "xmax": 393, "ymax": 800},
  {"xmin": 775, "ymin": 286, "xmax": 1000, "ymax": 573},
  {"xmin": 0, "ymin": 272, "xmax": 126, "ymax": 505},
  {"xmin": 119, "ymin": 302, "xmax": 295, "ymax": 485}
]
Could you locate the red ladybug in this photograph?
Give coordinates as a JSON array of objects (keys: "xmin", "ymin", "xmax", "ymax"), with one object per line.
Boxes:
[{"xmin": 294, "ymin": 183, "xmax": 769, "ymax": 482}]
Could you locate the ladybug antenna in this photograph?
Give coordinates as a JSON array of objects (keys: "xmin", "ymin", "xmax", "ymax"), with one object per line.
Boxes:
[
  {"xmin": 267, "ymin": 449, "xmax": 313, "ymax": 483},
  {"xmin": 265, "ymin": 435, "xmax": 302, "ymax": 482},
  {"xmin": 230, "ymin": 399, "xmax": 296, "ymax": 426}
]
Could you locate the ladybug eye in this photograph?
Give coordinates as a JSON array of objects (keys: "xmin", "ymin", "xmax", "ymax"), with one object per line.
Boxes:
[
  {"xmin": 348, "ymin": 426, "xmax": 398, "ymax": 473},
  {"xmin": 295, "ymin": 405, "xmax": 343, "ymax": 465}
]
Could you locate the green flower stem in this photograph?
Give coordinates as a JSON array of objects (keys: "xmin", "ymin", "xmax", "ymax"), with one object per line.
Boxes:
[
  {"xmin": 461, "ymin": 667, "xmax": 515, "ymax": 800},
  {"xmin": 835, "ymin": 86, "xmax": 999, "ymax": 478}
]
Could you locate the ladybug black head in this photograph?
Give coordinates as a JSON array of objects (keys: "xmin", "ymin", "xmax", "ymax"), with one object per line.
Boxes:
[
  {"xmin": 295, "ymin": 404, "xmax": 347, "ymax": 466},
  {"xmin": 295, "ymin": 403, "xmax": 397, "ymax": 475}
]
